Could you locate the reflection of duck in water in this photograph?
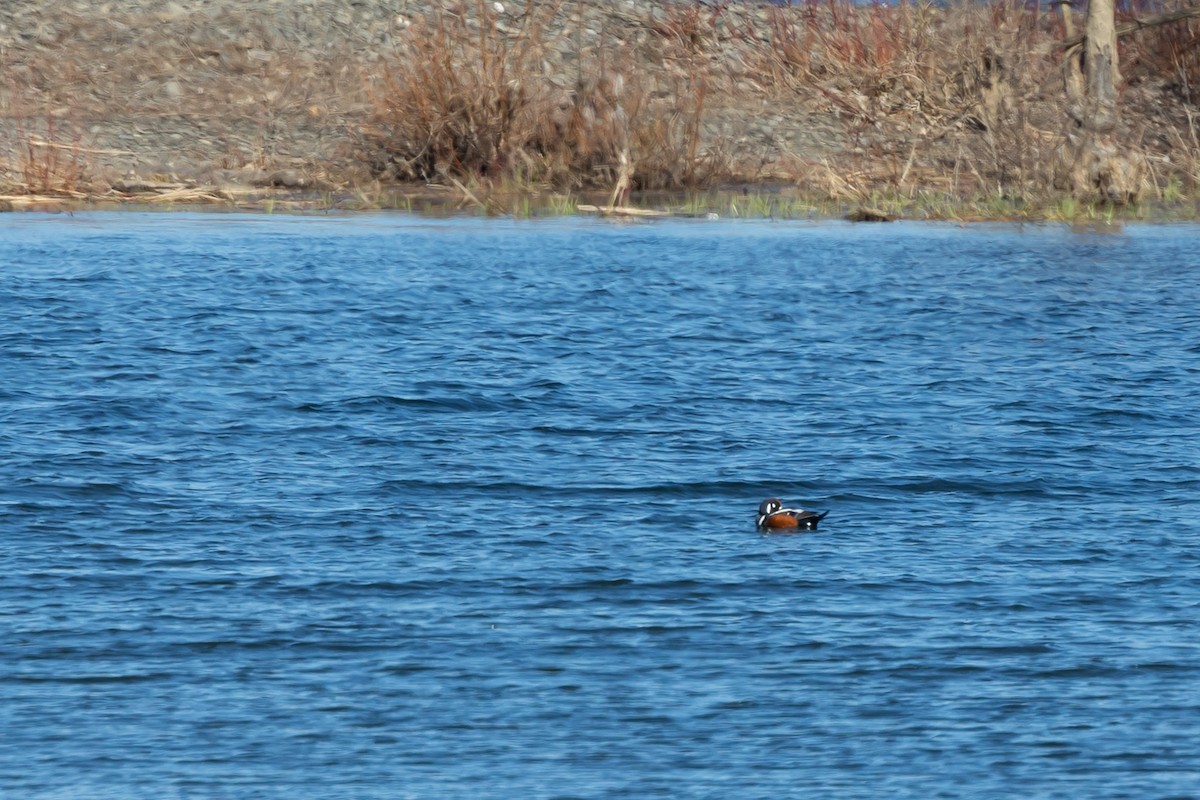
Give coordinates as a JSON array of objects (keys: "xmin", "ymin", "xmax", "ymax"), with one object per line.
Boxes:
[{"xmin": 756, "ymin": 498, "xmax": 829, "ymax": 531}]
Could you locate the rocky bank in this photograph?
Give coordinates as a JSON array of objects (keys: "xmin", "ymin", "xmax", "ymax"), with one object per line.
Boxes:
[{"xmin": 1, "ymin": 0, "xmax": 1195, "ymax": 210}]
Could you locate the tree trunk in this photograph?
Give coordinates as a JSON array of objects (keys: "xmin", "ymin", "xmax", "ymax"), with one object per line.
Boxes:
[{"xmin": 1062, "ymin": 0, "xmax": 1143, "ymax": 203}]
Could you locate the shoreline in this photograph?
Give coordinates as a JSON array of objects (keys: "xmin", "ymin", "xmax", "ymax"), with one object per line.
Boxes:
[
  {"xmin": 4, "ymin": 1, "xmax": 1200, "ymax": 220},
  {"xmin": 7, "ymin": 185, "xmax": 1199, "ymax": 225}
]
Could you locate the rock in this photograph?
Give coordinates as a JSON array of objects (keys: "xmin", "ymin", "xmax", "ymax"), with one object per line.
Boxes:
[
  {"xmin": 847, "ymin": 207, "xmax": 896, "ymax": 222},
  {"xmin": 254, "ymin": 169, "xmax": 313, "ymax": 189}
]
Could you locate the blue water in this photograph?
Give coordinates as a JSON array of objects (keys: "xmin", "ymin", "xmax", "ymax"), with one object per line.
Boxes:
[{"xmin": 3, "ymin": 212, "xmax": 1199, "ymax": 799}]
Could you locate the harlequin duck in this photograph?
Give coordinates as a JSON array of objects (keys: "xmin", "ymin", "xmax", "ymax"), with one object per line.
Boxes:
[{"xmin": 756, "ymin": 497, "xmax": 829, "ymax": 531}]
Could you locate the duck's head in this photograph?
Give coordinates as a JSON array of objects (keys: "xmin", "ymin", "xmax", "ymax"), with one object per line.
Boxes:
[{"xmin": 758, "ymin": 497, "xmax": 783, "ymax": 516}]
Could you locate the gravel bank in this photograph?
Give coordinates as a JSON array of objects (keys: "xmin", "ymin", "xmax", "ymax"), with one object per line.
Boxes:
[{"xmin": 0, "ymin": 0, "xmax": 849, "ymax": 196}]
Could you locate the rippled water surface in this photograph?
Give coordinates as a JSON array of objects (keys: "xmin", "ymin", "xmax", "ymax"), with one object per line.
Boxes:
[{"xmin": 3, "ymin": 213, "xmax": 1199, "ymax": 799}]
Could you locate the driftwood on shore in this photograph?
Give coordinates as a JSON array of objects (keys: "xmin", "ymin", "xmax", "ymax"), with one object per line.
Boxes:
[
  {"xmin": 576, "ymin": 204, "xmax": 669, "ymax": 218},
  {"xmin": 112, "ymin": 179, "xmax": 188, "ymax": 193}
]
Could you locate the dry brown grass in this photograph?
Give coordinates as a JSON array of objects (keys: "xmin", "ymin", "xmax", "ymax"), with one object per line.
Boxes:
[
  {"xmin": 355, "ymin": 0, "xmax": 729, "ymax": 193},
  {"xmin": 748, "ymin": 0, "xmax": 1070, "ymax": 199},
  {"xmin": 356, "ymin": 1, "xmax": 560, "ymax": 182},
  {"xmin": 750, "ymin": 0, "xmax": 1200, "ymax": 207},
  {"xmin": 0, "ymin": 90, "xmax": 91, "ymax": 195},
  {"xmin": 353, "ymin": 0, "xmax": 1110, "ymax": 203}
]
